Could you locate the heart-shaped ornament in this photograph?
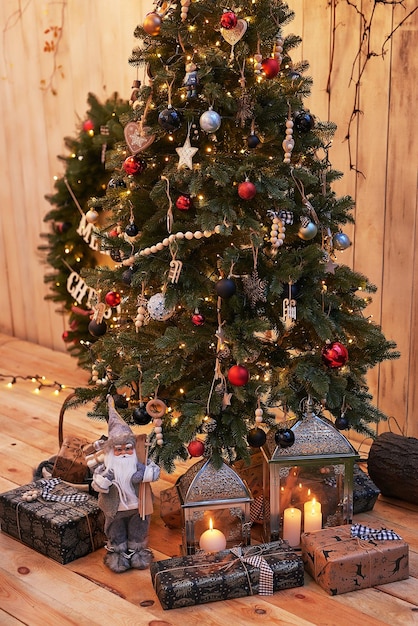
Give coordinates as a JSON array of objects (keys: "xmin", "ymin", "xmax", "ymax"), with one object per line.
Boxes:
[
  {"xmin": 124, "ymin": 122, "xmax": 155, "ymax": 154},
  {"xmin": 221, "ymin": 19, "xmax": 248, "ymax": 46}
]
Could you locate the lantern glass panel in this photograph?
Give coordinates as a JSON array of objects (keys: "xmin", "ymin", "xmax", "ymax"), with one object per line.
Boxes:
[
  {"xmin": 178, "ymin": 458, "xmax": 253, "ymax": 554},
  {"xmin": 265, "ymin": 404, "xmax": 358, "ymax": 541}
]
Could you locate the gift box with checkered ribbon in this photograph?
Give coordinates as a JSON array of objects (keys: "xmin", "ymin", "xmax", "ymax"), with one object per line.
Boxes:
[
  {"xmin": 0, "ymin": 478, "xmax": 105, "ymax": 564},
  {"xmin": 150, "ymin": 540, "xmax": 304, "ymax": 610},
  {"xmin": 301, "ymin": 524, "xmax": 409, "ymax": 595}
]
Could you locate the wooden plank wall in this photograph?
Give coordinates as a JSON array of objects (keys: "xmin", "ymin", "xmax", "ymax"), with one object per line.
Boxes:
[{"xmin": 0, "ymin": 1, "xmax": 416, "ymax": 437}]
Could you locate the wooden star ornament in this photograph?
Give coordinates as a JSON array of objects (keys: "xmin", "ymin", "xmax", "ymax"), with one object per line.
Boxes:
[{"xmin": 176, "ymin": 133, "xmax": 198, "ymax": 170}]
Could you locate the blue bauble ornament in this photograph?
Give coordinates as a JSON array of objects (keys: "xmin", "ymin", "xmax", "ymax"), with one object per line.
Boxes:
[
  {"xmin": 158, "ymin": 106, "xmax": 182, "ymax": 131},
  {"xmin": 333, "ymin": 232, "xmax": 351, "ymax": 251},
  {"xmin": 215, "ymin": 277, "xmax": 236, "ymax": 298}
]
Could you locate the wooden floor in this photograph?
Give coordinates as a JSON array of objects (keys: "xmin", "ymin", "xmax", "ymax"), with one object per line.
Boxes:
[{"xmin": 0, "ymin": 332, "xmax": 417, "ymax": 626}]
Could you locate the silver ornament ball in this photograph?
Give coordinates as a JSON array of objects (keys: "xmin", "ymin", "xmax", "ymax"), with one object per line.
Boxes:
[
  {"xmin": 199, "ymin": 109, "xmax": 221, "ymax": 133},
  {"xmin": 298, "ymin": 222, "xmax": 318, "ymax": 241}
]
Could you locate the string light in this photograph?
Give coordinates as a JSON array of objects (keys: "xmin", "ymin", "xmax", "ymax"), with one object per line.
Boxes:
[{"xmin": 1, "ymin": 373, "xmax": 72, "ymax": 393}]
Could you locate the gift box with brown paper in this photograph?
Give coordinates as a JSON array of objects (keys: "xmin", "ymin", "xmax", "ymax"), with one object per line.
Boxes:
[
  {"xmin": 150, "ymin": 540, "xmax": 304, "ymax": 610},
  {"xmin": 301, "ymin": 524, "xmax": 409, "ymax": 595},
  {"xmin": 0, "ymin": 478, "xmax": 105, "ymax": 564}
]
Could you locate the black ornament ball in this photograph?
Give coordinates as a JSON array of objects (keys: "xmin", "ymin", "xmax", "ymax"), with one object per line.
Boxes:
[
  {"xmin": 132, "ymin": 403, "xmax": 152, "ymax": 425},
  {"xmin": 121, "ymin": 268, "xmax": 134, "ymax": 285},
  {"xmin": 113, "ymin": 394, "xmax": 128, "ymax": 409},
  {"xmin": 125, "ymin": 223, "xmax": 139, "ymax": 237},
  {"xmin": 158, "ymin": 107, "xmax": 182, "ymax": 132},
  {"xmin": 247, "ymin": 134, "xmax": 260, "ymax": 149},
  {"xmin": 110, "ymin": 249, "xmax": 122, "ymax": 262},
  {"xmin": 215, "ymin": 277, "xmax": 236, "ymax": 299},
  {"xmin": 294, "ymin": 111, "xmax": 315, "ymax": 133},
  {"xmin": 247, "ymin": 427, "xmax": 267, "ymax": 448},
  {"xmin": 88, "ymin": 319, "xmax": 107, "ymax": 337},
  {"xmin": 335, "ymin": 415, "xmax": 349, "ymax": 430},
  {"xmin": 274, "ymin": 428, "xmax": 295, "ymax": 448}
]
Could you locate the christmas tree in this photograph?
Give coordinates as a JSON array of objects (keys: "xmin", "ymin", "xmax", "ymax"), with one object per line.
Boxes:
[
  {"xmin": 40, "ymin": 93, "xmax": 130, "ymax": 365},
  {"xmin": 72, "ymin": 0, "xmax": 398, "ymax": 472}
]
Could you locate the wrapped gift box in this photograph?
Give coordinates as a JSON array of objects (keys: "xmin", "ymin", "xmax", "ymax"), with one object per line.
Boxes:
[
  {"xmin": 150, "ymin": 540, "xmax": 304, "ymax": 610},
  {"xmin": 353, "ymin": 465, "xmax": 380, "ymax": 514},
  {"xmin": 0, "ymin": 479, "xmax": 106, "ymax": 564},
  {"xmin": 301, "ymin": 525, "xmax": 409, "ymax": 595}
]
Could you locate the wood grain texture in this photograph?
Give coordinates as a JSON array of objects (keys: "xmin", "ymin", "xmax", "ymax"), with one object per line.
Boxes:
[
  {"xmin": 0, "ymin": 334, "xmax": 417, "ymax": 624},
  {"xmin": 0, "ymin": 1, "xmax": 416, "ymax": 434}
]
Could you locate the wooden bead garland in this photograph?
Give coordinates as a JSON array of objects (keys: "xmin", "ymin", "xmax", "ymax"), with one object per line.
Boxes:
[
  {"xmin": 255, "ymin": 406, "xmax": 263, "ymax": 424},
  {"xmin": 121, "ymin": 224, "xmax": 223, "ymax": 266},
  {"xmin": 180, "ymin": 0, "xmax": 191, "ymax": 21},
  {"xmin": 270, "ymin": 215, "xmax": 286, "ymax": 249},
  {"xmin": 22, "ymin": 489, "xmax": 39, "ymax": 502},
  {"xmin": 283, "ymin": 116, "xmax": 294, "ymax": 164},
  {"xmin": 273, "ymin": 33, "xmax": 284, "ymax": 68},
  {"xmin": 145, "ymin": 398, "xmax": 167, "ymax": 446}
]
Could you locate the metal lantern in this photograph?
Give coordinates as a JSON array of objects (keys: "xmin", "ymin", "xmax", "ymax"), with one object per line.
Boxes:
[
  {"xmin": 263, "ymin": 399, "xmax": 359, "ymax": 543},
  {"xmin": 177, "ymin": 457, "xmax": 253, "ymax": 555}
]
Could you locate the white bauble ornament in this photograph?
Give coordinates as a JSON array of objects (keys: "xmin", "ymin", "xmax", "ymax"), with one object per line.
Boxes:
[
  {"xmin": 199, "ymin": 108, "xmax": 221, "ymax": 133},
  {"xmin": 147, "ymin": 293, "xmax": 175, "ymax": 321}
]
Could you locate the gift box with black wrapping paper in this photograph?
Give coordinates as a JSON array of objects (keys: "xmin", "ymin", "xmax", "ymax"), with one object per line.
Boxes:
[
  {"xmin": 0, "ymin": 478, "xmax": 105, "ymax": 564},
  {"xmin": 150, "ymin": 540, "xmax": 304, "ymax": 610}
]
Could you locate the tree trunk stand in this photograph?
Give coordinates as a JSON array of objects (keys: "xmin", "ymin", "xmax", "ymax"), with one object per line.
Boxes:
[{"xmin": 368, "ymin": 431, "xmax": 418, "ymax": 504}]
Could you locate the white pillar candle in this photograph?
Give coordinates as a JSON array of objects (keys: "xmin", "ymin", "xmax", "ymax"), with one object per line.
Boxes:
[
  {"xmin": 283, "ymin": 507, "xmax": 302, "ymax": 546},
  {"xmin": 304, "ymin": 498, "xmax": 322, "ymax": 532},
  {"xmin": 199, "ymin": 518, "xmax": 227, "ymax": 552}
]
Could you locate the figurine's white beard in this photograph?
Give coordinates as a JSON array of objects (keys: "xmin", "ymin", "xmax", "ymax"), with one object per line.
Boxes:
[{"xmin": 105, "ymin": 448, "xmax": 139, "ymax": 510}]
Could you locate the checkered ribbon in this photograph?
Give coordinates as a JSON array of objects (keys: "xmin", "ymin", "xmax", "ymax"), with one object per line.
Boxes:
[
  {"xmin": 351, "ymin": 523, "xmax": 402, "ymax": 541},
  {"xmin": 100, "ymin": 125, "xmax": 110, "ymax": 135},
  {"xmin": 40, "ymin": 478, "xmax": 89, "ymax": 503},
  {"xmin": 267, "ymin": 209, "xmax": 294, "ymax": 225},
  {"xmin": 278, "ymin": 210, "xmax": 294, "ymax": 225},
  {"xmin": 230, "ymin": 547, "xmax": 274, "ymax": 595}
]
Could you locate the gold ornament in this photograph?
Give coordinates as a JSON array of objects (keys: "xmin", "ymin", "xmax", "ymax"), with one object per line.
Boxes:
[{"xmin": 143, "ymin": 12, "xmax": 162, "ymax": 36}]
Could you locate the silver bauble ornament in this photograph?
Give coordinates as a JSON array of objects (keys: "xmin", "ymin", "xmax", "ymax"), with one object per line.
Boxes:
[
  {"xmin": 147, "ymin": 293, "xmax": 175, "ymax": 321},
  {"xmin": 199, "ymin": 108, "xmax": 221, "ymax": 133},
  {"xmin": 298, "ymin": 221, "xmax": 318, "ymax": 240},
  {"xmin": 333, "ymin": 232, "xmax": 351, "ymax": 250}
]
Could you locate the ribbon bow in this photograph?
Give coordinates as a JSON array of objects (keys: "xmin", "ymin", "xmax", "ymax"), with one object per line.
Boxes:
[
  {"xmin": 229, "ymin": 546, "xmax": 274, "ymax": 595},
  {"xmin": 351, "ymin": 523, "xmax": 402, "ymax": 541},
  {"xmin": 39, "ymin": 478, "xmax": 89, "ymax": 503}
]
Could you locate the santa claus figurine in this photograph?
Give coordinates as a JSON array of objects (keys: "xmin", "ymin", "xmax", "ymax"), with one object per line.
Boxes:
[{"xmin": 92, "ymin": 395, "xmax": 160, "ymax": 572}]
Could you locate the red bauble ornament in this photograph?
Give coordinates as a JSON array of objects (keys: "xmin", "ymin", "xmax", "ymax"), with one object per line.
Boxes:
[
  {"xmin": 176, "ymin": 195, "xmax": 192, "ymax": 211},
  {"xmin": 238, "ymin": 180, "xmax": 257, "ymax": 200},
  {"xmin": 62, "ymin": 330, "xmax": 71, "ymax": 343},
  {"xmin": 261, "ymin": 58, "xmax": 280, "ymax": 79},
  {"xmin": 187, "ymin": 439, "xmax": 205, "ymax": 457},
  {"xmin": 105, "ymin": 291, "xmax": 121, "ymax": 307},
  {"xmin": 191, "ymin": 312, "xmax": 205, "ymax": 326},
  {"xmin": 83, "ymin": 119, "xmax": 94, "ymax": 132},
  {"xmin": 123, "ymin": 155, "xmax": 147, "ymax": 175},
  {"xmin": 227, "ymin": 364, "xmax": 249, "ymax": 386},
  {"xmin": 220, "ymin": 11, "xmax": 237, "ymax": 29},
  {"xmin": 321, "ymin": 341, "xmax": 349, "ymax": 368}
]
